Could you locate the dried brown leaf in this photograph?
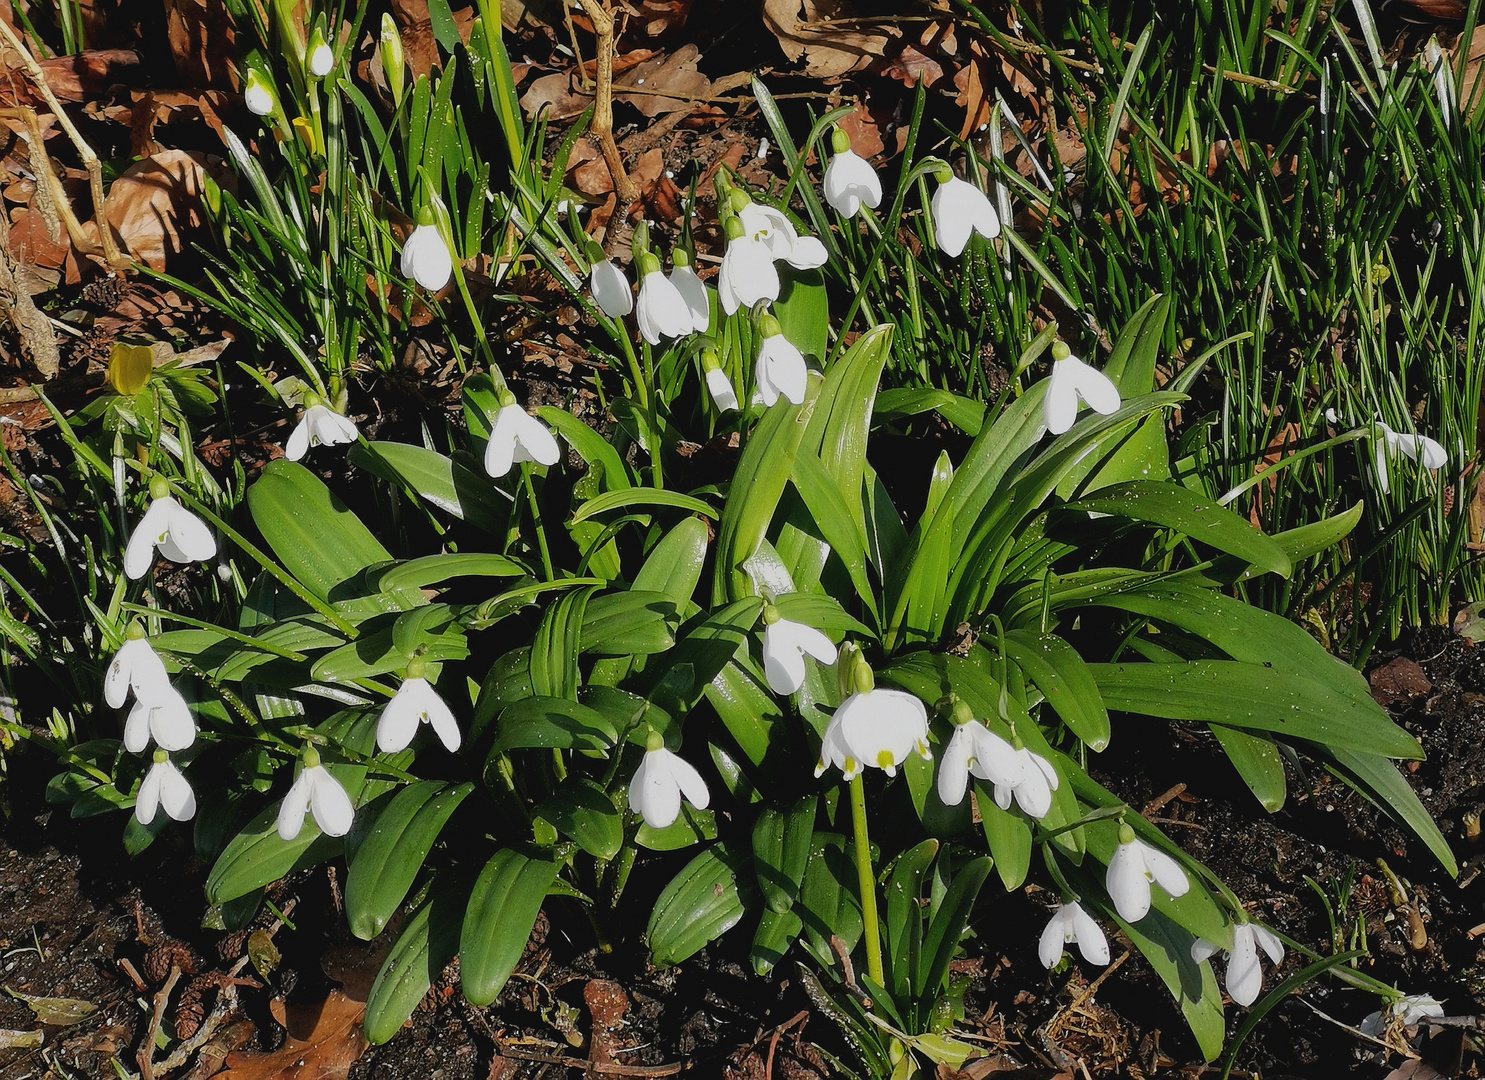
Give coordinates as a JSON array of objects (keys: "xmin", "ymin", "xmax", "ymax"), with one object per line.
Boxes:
[
  {"xmin": 219, "ymin": 990, "xmax": 368, "ymax": 1080},
  {"xmin": 762, "ymin": 0, "xmax": 894, "ymax": 79},
  {"xmin": 614, "ymin": 44, "xmax": 709, "ymax": 117},
  {"xmin": 102, "ymin": 149, "xmax": 217, "ymax": 271}
]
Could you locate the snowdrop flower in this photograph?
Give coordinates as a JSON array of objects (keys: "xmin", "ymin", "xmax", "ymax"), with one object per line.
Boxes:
[
  {"xmin": 936, "ymin": 709, "xmax": 1023, "ymax": 807},
  {"xmin": 1043, "ymin": 340, "xmax": 1121, "ymax": 436},
  {"xmin": 589, "ymin": 253, "xmax": 633, "ymax": 318},
  {"xmin": 286, "ymin": 395, "xmax": 359, "ymax": 462},
  {"xmin": 816, "ymin": 647, "xmax": 931, "ymax": 780},
  {"xmin": 755, "ymin": 313, "xmax": 808, "ymax": 408},
  {"xmin": 823, "ymin": 129, "xmax": 882, "ymax": 218},
  {"xmin": 760, "ymin": 604, "xmax": 838, "ymax": 695},
  {"xmin": 307, "ymin": 29, "xmax": 334, "ymax": 78},
  {"xmin": 1373, "ymin": 420, "xmax": 1447, "ymax": 496},
  {"xmin": 929, "ymin": 172, "xmax": 1001, "ymax": 258},
  {"xmin": 124, "ymin": 478, "xmax": 217, "ymax": 580},
  {"xmin": 1039, "ymin": 902, "xmax": 1110, "ymax": 968},
  {"xmin": 718, "ymin": 227, "xmax": 779, "ymax": 315},
  {"xmin": 702, "ymin": 348, "xmax": 738, "ymax": 413},
  {"xmin": 104, "ymin": 622, "xmax": 170, "ymax": 709},
  {"xmin": 135, "ymin": 750, "xmax": 196, "ymax": 825},
  {"xmin": 377, "ymin": 660, "xmax": 460, "ymax": 753},
  {"xmin": 244, "ymin": 68, "xmax": 276, "ymax": 116},
  {"xmin": 635, "ymin": 253, "xmax": 693, "ymax": 344},
  {"xmin": 484, "ymin": 394, "xmax": 561, "ymax": 479},
  {"xmin": 277, "ymin": 748, "xmax": 355, "ymax": 840},
  {"xmin": 1360, "ymin": 994, "xmax": 1445, "ymax": 1036},
  {"xmin": 737, "ymin": 199, "xmax": 828, "ymax": 270},
  {"xmin": 668, "ymin": 249, "xmax": 711, "ymax": 334},
  {"xmin": 1105, "ymin": 822, "xmax": 1190, "ymax": 923},
  {"xmin": 400, "ymin": 221, "xmax": 452, "ymax": 292},
  {"xmin": 123, "ymin": 684, "xmax": 196, "ymax": 753},
  {"xmin": 628, "ymin": 732, "xmax": 710, "ymax": 829},
  {"xmin": 992, "ymin": 743, "xmax": 1060, "ymax": 819},
  {"xmin": 1192, "ymin": 921, "xmax": 1284, "ymax": 1007}
]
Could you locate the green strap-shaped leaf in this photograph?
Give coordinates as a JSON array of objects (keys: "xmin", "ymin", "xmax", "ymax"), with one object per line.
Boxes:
[
  {"xmin": 531, "ymin": 586, "xmax": 595, "ymax": 699},
  {"xmin": 571, "ymin": 487, "xmax": 718, "ymax": 524},
  {"xmin": 789, "ymin": 450, "xmax": 879, "ymax": 622},
  {"xmin": 312, "ymin": 612, "xmax": 468, "ymax": 682},
  {"xmin": 872, "ymin": 387, "xmax": 984, "ymax": 436},
  {"xmin": 350, "ymin": 442, "xmax": 511, "ymax": 535},
  {"xmin": 345, "ymin": 781, "xmax": 473, "ymax": 940},
  {"xmin": 884, "ymin": 839, "xmax": 938, "ymax": 1002},
  {"xmin": 363, "ymin": 886, "xmax": 464, "ymax": 1044},
  {"xmin": 750, "ymin": 906, "xmax": 804, "ymax": 977},
  {"xmin": 1209, "ymin": 725, "xmax": 1286, "ymax": 813},
  {"xmin": 796, "ymin": 832, "xmax": 862, "ymax": 971},
  {"xmin": 1004, "ymin": 630, "xmax": 1111, "ymax": 752},
  {"xmin": 703, "ymin": 658, "xmax": 781, "ymax": 769},
  {"xmin": 770, "ymin": 592, "xmax": 872, "ymax": 637},
  {"xmin": 752, "ymin": 795, "xmax": 817, "ymax": 914},
  {"xmin": 535, "ymin": 778, "xmax": 622, "ymax": 861},
  {"xmin": 579, "ymin": 590, "xmax": 680, "ymax": 656},
  {"xmin": 1100, "ymin": 293, "xmax": 1170, "ymax": 395},
  {"xmin": 978, "ymin": 782, "xmax": 1033, "ymax": 891},
  {"xmin": 916, "ymin": 855, "xmax": 992, "ymax": 1001},
  {"xmin": 633, "ymin": 516, "xmax": 708, "ymax": 611},
  {"xmin": 460, "ymin": 849, "xmax": 558, "ymax": 1006},
  {"xmin": 1321, "ymin": 746, "xmax": 1456, "ymax": 875},
  {"xmin": 646, "ymin": 843, "xmax": 751, "ymax": 967},
  {"xmin": 490, "ymin": 697, "xmax": 618, "ymax": 754},
  {"xmin": 374, "ymin": 553, "xmax": 525, "ymax": 594},
  {"xmin": 535, "ymin": 406, "xmax": 632, "ymax": 491}
]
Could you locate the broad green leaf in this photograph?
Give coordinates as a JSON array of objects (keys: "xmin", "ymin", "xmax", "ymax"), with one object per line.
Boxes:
[
  {"xmin": 1111, "ymin": 903, "xmax": 1224, "ymax": 1062},
  {"xmin": 751, "ymin": 906, "xmax": 804, "ymax": 976},
  {"xmin": 489, "ymin": 697, "xmax": 618, "ymax": 754},
  {"xmin": 460, "ymin": 849, "xmax": 558, "ymax": 1005},
  {"xmin": 752, "ymin": 795, "xmax": 816, "ymax": 913},
  {"xmin": 1004, "ymin": 630, "xmax": 1111, "ymax": 751},
  {"xmin": 312, "ymin": 611, "xmax": 468, "ymax": 682},
  {"xmin": 531, "ymin": 586, "xmax": 595, "ymax": 699},
  {"xmin": 884, "ymin": 839, "xmax": 937, "ymax": 1002},
  {"xmin": 537, "ymin": 406, "xmax": 632, "ymax": 491},
  {"xmin": 704, "ymin": 658, "xmax": 781, "ymax": 768},
  {"xmin": 579, "ymin": 590, "xmax": 680, "ymax": 656},
  {"xmin": 636, "ymin": 805, "xmax": 718, "ymax": 850},
  {"xmin": 653, "ymin": 598, "xmax": 764, "ymax": 710},
  {"xmin": 374, "ymin": 554, "xmax": 525, "ymax": 594},
  {"xmin": 873, "ymin": 387, "xmax": 985, "ymax": 436},
  {"xmin": 345, "ymin": 781, "xmax": 472, "ymax": 939},
  {"xmin": 646, "ymin": 844, "xmax": 751, "ymax": 966},
  {"xmin": 571, "ymin": 488, "xmax": 717, "ymax": 524},
  {"xmin": 350, "ymin": 442, "xmax": 510, "ymax": 535},
  {"xmin": 916, "ymin": 855, "xmax": 992, "ymax": 1000},
  {"xmin": 363, "ymin": 887, "xmax": 463, "ymax": 1044},
  {"xmin": 773, "ymin": 269, "xmax": 829, "ymax": 360},
  {"xmin": 797, "ymin": 832, "xmax": 863, "ymax": 970},
  {"xmin": 790, "ymin": 449, "xmax": 878, "ymax": 622},
  {"xmin": 978, "ymin": 782, "xmax": 1033, "ymax": 890},
  {"xmin": 1209, "ymin": 725, "xmax": 1286, "ymax": 812},
  {"xmin": 770, "ymin": 592, "xmax": 873, "ymax": 637},
  {"xmin": 535, "ymin": 777, "xmax": 622, "ymax": 861},
  {"xmin": 1101, "ymin": 293, "xmax": 1169, "ymax": 395},
  {"xmin": 1321, "ymin": 746, "xmax": 1456, "ymax": 875},
  {"xmin": 633, "ymin": 516, "xmax": 709, "ymax": 611}
]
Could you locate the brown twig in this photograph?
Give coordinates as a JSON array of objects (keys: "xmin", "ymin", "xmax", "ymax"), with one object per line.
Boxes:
[
  {"xmin": 495, "ymin": 1041, "xmax": 684, "ymax": 1075},
  {"xmin": 764, "ymin": 1010, "xmax": 809, "ymax": 1080},
  {"xmin": 1142, "ymin": 782, "xmax": 1187, "ymax": 817},
  {"xmin": 573, "ymin": 0, "xmax": 639, "ymax": 205},
  {"xmin": 136, "ymin": 964, "xmax": 183, "ymax": 1080}
]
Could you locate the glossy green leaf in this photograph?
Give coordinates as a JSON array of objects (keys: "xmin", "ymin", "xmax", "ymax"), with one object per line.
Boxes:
[
  {"xmin": 579, "ymin": 590, "xmax": 680, "ymax": 656},
  {"xmin": 1322, "ymin": 746, "xmax": 1456, "ymax": 875},
  {"xmin": 1209, "ymin": 725, "xmax": 1286, "ymax": 812},
  {"xmin": 363, "ymin": 886, "xmax": 464, "ymax": 1044},
  {"xmin": 773, "ymin": 269, "xmax": 829, "ymax": 360},
  {"xmin": 1101, "ymin": 293, "xmax": 1169, "ymax": 395},
  {"xmin": 535, "ymin": 777, "xmax": 622, "ymax": 861},
  {"xmin": 571, "ymin": 488, "xmax": 717, "ymax": 524},
  {"xmin": 790, "ymin": 449, "xmax": 878, "ymax": 621},
  {"xmin": 916, "ymin": 855, "xmax": 991, "ymax": 1000},
  {"xmin": 349, "ymin": 442, "xmax": 509, "ymax": 534},
  {"xmin": 374, "ymin": 553, "xmax": 525, "ymax": 594},
  {"xmin": 978, "ymin": 782, "xmax": 1033, "ymax": 890},
  {"xmin": 537, "ymin": 406, "xmax": 632, "ymax": 491},
  {"xmin": 770, "ymin": 592, "xmax": 873, "ymax": 637},
  {"xmin": 312, "ymin": 611, "xmax": 468, "ymax": 681},
  {"xmin": 704, "ymin": 658, "xmax": 781, "ymax": 769},
  {"xmin": 1004, "ymin": 630, "xmax": 1111, "ymax": 752},
  {"xmin": 797, "ymin": 832, "xmax": 862, "ymax": 970},
  {"xmin": 636, "ymin": 805, "xmax": 718, "ymax": 850},
  {"xmin": 459, "ymin": 849, "xmax": 558, "ymax": 1005},
  {"xmin": 531, "ymin": 586, "xmax": 595, "ymax": 699},
  {"xmin": 633, "ymin": 516, "xmax": 708, "ymax": 610},
  {"xmin": 345, "ymin": 781, "xmax": 472, "ymax": 940},
  {"xmin": 751, "ymin": 906, "xmax": 804, "ymax": 976},
  {"xmin": 646, "ymin": 844, "xmax": 750, "ymax": 966},
  {"xmin": 1113, "ymin": 904, "xmax": 1224, "ymax": 1062},
  {"xmin": 752, "ymin": 795, "xmax": 816, "ymax": 913},
  {"xmin": 873, "ymin": 387, "xmax": 984, "ymax": 436},
  {"xmin": 489, "ymin": 696, "xmax": 618, "ymax": 754},
  {"xmin": 884, "ymin": 839, "xmax": 937, "ymax": 1001}
]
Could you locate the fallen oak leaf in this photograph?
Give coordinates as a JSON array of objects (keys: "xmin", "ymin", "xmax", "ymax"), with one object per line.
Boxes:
[
  {"xmin": 614, "ymin": 44, "xmax": 710, "ymax": 117},
  {"xmin": 762, "ymin": 0, "xmax": 895, "ymax": 79},
  {"xmin": 101, "ymin": 149, "xmax": 225, "ymax": 271},
  {"xmin": 218, "ymin": 989, "xmax": 368, "ymax": 1080}
]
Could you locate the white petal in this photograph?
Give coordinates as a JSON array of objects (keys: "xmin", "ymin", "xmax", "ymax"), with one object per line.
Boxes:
[
  {"xmin": 158, "ymin": 761, "xmax": 196, "ymax": 821},
  {"xmin": 784, "ymin": 234, "xmax": 828, "ymax": 270},
  {"xmin": 285, "ymin": 416, "xmax": 312, "ymax": 461},
  {"xmin": 403, "ymin": 225, "xmax": 452, "ymax": 291},
  {"xmin": 759, "ymin": 336, "xmax": 807, "ymax": 407},
  {"xmin": 1043, "ymin": 361, "xmax": 1080, "ymax": 436},
  {"xmin": 510, "ymin": 408, "xmax": 561, "ymax": 468},
  {"xmin": 1070, "ymin": 903, "xmax": 1110, "ymax": 965},
  {"xmin": 124, "ymin": 499, "xmax": 174, "ymax": 580},
  {"xmin": 824, "ymin": 151, "xmax": 882, "ymax": 218},
  {"xmin": 670, "ymin": 265, "xmax": 711, "ymax": 333},
  {"xmin": 1039, "ymin": 908, "xmax": 1070, "ymax": 969},
  {"xmin": 993, "ymin": 781, "xmax": 1013, "ymax": 811},
  {"xmin": 629, "ymin": 750, "xmax": 682, "ymax": 828},
  {"xmin": 148, "ymin": 686, "xmax": 197, "ymax": 751},
  {"xmin": 739, "ymin": 203, "xmax": 796, "ymax": 256},
  {"xmin": 484, "ymin": 406, "xmax": 521, "ymax": 478},
  {"xmin": 931, "ymin": 182, "xmax": 974, "ymax": 257},
  {"xmin": 135, "ymin": 764, "xmax": 163, "ymax": 824},
  {"xmin": 1071, "ymin": 359, "xmax": 1122, "ymax": 415},
  {"xmin": 780, "ymin": 620, "xmax": 837, "ymax": 665},
  {"xmin": 309, "ymin": 406, "xmax": 359, "ymax": 447},
  {"xmin": 1029, "ymin": 750, "xmax": 1060, "ymax": 791},
  {"xmin": 417, "ymin": 679, "xmax": 462, "ymax": 752},
  {"xmin": 244, "ymin": 83, "xmax": 273, "ymax": 116},
  {"xmin": 309, "ymin": 766, "xmax": 355, "ymax": 836},
  {"xmin": 162, "ymin": 505, "xmax": 216, "ymax": 563},
  {"xmin": 637, "ymin": 271, "xmax": 691, "ymax": 344},
  {"xmin": 1251, "ymin": 923, "xmax": 1285, "ymax": 965},
  {"xmin": 836, "ymin": 689, "xmax": 928, "ymax": 771},
  {"xmin": 966, "ymin": 724, "xmax": 1023, "ymax": 787},
  {"xmin": 376, "ymin": 681, "xmax": 423, "ymax": 753},
  {"xmin": 706, "ymin": 367, "xmax": 739, "ymax": 412},
  {"xmin": 1011, "ymin": 756, "xmax": 1054, "ymax": 820},
  {"xmin": 124, "ymin": 700, "xmax": 151, "ymax": 753},
  {"xmin": 276, "ymin": 770, "xmax": 314, "ymax": 840},
  {"xmin": 1373, "ymin": 437, "xmax": 1392, "ymax": 495},
  {"xmin": 1106, "ymin": 840, "xmax": 1153, "ymax": 922},
  {"xmin": 1190, "ymin": 937, "xmax": 1222, "ymax": 963},
  {"xmin": 1417, "ymin": 434, "xmax": 1447, "ymax": 470},
  {"xmin": 308, "ymin": 43, "xmax": 333, "ymax": 77},
  {"xmin": 1225, "ymin": 925, "xmax": 1264, "ymax": 1007},
  {"xmin": 1142, "ymin": 841, "xmax": 1189, "ymax": 899},
  {"xmin": 762, "ymin": 622, "xmax": 808, "ymax": 696},
  {"xmin": 665, "ymin": 751, "xmax": 710, "ymax": 811},
  {"xmin": 937, "ymin": 725, "xmax": 974, "ymax": 807},
  {"xmin": 722, "ymin": 238, "xmax": 780, "ymax": 310},
  {"xmin": 590, "ymin": 259, "xmax": 634, "ymax": 318},
  {"xmin": 717, "ymin": 257, "xmax": 741, "ymax": 316}
]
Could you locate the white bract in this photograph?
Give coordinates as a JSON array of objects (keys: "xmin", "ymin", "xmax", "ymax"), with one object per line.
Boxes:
[
  {"xmin": 124, "ymin": 494, "xmax": 217, "ymax": 580},
  {"xmin": 104, "ymin": 630, "xmax": 170, "ymax": 709},
  {"xmin": 1373, "ymin": 421, "xmax": 1447, "ymax": 496},
  {"xmin": 817, "ymin": 688, "xmax": 931, "ymax": 781},
  {"xmin": 135, "ymin": 755, "xmax": 196, "ymax": 825},
  {"xmin": 277, "ymin": 757, "xmax": 355, "ymax": 840},
  {"xmin": 755, "ymin": 317, "xmax": 808, "ymax": 408},
  {"xmin": 1192, "ymin": 922, "xmax": 1284, "ymax": 1007},
  {"xmin": 1106, "ymin": 826, "xmax": 1190, "ymax": 922},
  {"xmin": 628, "ymin": 741, "xmax": 710, "ymax": 829},
  {"xmin": 930, "ymin": 175, "xmax": 1001, "ymax": 258},
  {"xmin": 760, "ymin": 609, "xmax": 838, "ymax": 695},
  {"xmin": 400, "ymin": 223, "xmax": 452, "ymax": 291},
  {"xmin": 244, "ymin": 69, "xmax": 275, "ymax": 116},
  {"xmin": 1044, "ymin": 342, "xmax": 1121, "ymax": 435},
  {"xmin": 286, "ymin": 402, "xmax": 359, "ymax": 462},
  {"xmin": 718, "ymin": 234, "xmax": 780, "ymax": 315},
  {"xmin": 669, "ymin": 254, "xmax": 711, "ymax": 334},
  {"xmin": 123, "ymin": 685, "xmax": 196, "ymax": 753},
  {"xmin": 377, "ymin": 674, "xmax": 461, "ymax": 753},
  {"xmin": 705, "ymin": 366, "xmax": 738, "ymax": 413},
  {"xmin": 737, "ymin": 201, "xmax": 828, "ymax": 270},
  {"xmin": 635, "ymin": 258, "xmax": 693, "ymax": 344},
  {"xmin": 308, "ymin": 39, "xmax": 334, "ymax": 78},
  {"xmin": 824, "ymin": 148, "xmax": 882, "ymax": 218},
  {"xmin": 590, "ymin": 258, "xmax": 634, "ymax": 318},
  {"xmin": 484, "ymin": 401, "xmax": 561, "ymax": 479},
  {"xmin": 1039, "ymin": 902, "xmax": 1110, "ymax": 968}
]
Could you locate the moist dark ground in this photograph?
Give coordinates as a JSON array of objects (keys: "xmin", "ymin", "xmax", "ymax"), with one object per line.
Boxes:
[{"xmin": 1, "ymin": 626, "xmax": 1481, "ymax": 1080}]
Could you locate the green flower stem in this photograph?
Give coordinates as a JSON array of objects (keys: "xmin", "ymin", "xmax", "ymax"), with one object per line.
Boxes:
[
  {"xmin": 848, "ymin": 773, "xmax": 885, "ymax": 988},
  {"xmin": 521, "ymin": 462, "xmax": 555, "ymax": 581}
]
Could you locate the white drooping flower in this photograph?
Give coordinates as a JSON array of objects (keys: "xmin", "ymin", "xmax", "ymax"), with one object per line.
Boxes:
[
  {"xmin": 277, "ymin": 751, "xmax": 355, "ymax": 840},
  {"xmin": 1043, "ymin": 341, "xmax": 1121, "ymax": 436},
  {"xmin": 628, "ymin": 735, "xmax": 710, "ymax": 829},
  {"xmin": 307, "ymin": 29, "xmax": 334, "ymax": 78},
  {"xmin": 244, "ymin": 68, "xmax": 276, "ymax": 116},
  {"xmin": 123, "ymin": 685, "xmax": 196, "ymax": 753},
  {"xmin": 124, "ymin": 484, "xmax": 217, "ymax": 581},
  {"xmin": 104, "ymin": 624, "xmax": 170, "ymax": 709},
  {"xmin": 1105, "ymin": 824, "xmax": 1190, "ymax": 923},
  {"xmin": 1192, "ymin": 921, "xmax": 1285, "ymax": 1007},
  {"xmin": 816, "ymin": 653, "xmax": 931, "ymax": 780},
  {"xmin": 755, "ymin": 314, "xmax": 808, "ymax": 408},
  {"xmin": 1039, "ymin": 902, "xmax": 1110, "ymax": 969},
  {"xmin": 718, "ymin": 232, "xmax": 780, "ymax": 316},
  {"xmin": 705, "ymin": 366, "xmax": 738, "ymax": 413},
  {"xmin": 760, "ymin": 606, "xmax": 838, "ymax": 695},
  {"xmin": 635, "ymin": 254, "xmax": 694, "ymax": 344},
  {"xmin": 1373, "ymin": 420, "xmax": 1447, "ymax": 496},
  {"xmin": 1359, "ymin": 993, "xmax": 1446, "ymax": 1036},
  {"xmin": 400, "ymin": 222, "xmax": 453, "ymax": 292},
  {"xmin": 484, "ymin": 399, "xmax": 561, "ymax": 479},
  {"xmin": 589, "ymin": 257, "xmax": 634, "ymax": 318},
  {"xmin": 936, "ymin": 715, "xmax": 1023, "ymax": 807},
  {"xmin": 824, "ymin": 143, "xmax": 882, "ymax": 219},
  {"xmin": 929, "ymin": 174, "xmax": 1001, "ymax": 258},
  {"xmin": 737, "ymin": 200, "xmax": 829, "ymax": 270},
  {"xmin": 991, "ymin": 744, "xmax": 1060, "ymax": 820},
  {"xmin": 669, "ymin": 250, "xmax": 711, "ymax": 334},
  {"xmin": 135, "ymin": 752, "xmax": 196, "ymax": 825},
  {"xmin": 377, "ymin": 668, "xmax": 461, "ymax": 753},
  {"xmin": 285, "ymin": 400, "xmax": 359, "ymax": 462}
]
